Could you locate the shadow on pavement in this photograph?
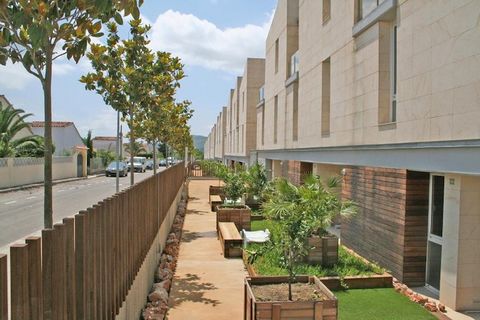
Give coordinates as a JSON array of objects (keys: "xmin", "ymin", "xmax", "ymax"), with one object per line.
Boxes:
[{"xmin": 169, "ymin": 273, "xmax": 220, "ymax": 308}]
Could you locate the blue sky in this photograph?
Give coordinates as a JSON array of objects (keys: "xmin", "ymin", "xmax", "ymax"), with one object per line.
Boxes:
[{"xmin": 0, "ymin": 0, "xmax": 276, "ymax": 138}]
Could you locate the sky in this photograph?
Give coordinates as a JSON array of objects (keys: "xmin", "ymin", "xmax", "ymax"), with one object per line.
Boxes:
[{"xmin": 0, "ymin": 0, "xmax": 277, "ymax": 138}]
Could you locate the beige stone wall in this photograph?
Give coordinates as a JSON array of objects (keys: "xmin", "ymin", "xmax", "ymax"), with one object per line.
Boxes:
[
  {"xmin": 257, "ymin": 0, "xmax": 480, "ymax": 151},
  {"xmin": 442, "ymin": 174, "xmax": 480, "ymax": 311},
  {"xmin": 214, "ymin": 108, "xmax": 227, "ymax": 159}
]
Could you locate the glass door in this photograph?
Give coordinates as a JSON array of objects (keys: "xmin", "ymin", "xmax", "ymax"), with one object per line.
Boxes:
[{"xmin": 426, "ymin": 175, "xmax": 445, "ymax": 293}]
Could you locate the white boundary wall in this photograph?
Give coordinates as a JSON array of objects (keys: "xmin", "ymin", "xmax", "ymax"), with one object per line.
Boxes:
[{"xmin": 0, "ymin": 155, "xmax": 78, "ymax": 189}]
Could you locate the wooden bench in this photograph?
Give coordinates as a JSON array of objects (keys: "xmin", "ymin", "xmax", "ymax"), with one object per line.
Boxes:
[
  {"xmin": 209, "ymin": 195, "xmax": 222, "ymax": 212},
  {"xmin": 218, "ymin": 222, "xmax": 243, "ymax": 258}
]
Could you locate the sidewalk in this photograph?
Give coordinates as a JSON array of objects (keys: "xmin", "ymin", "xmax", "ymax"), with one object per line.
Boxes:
[
  {"xmin": 167, "ymin": 179, "xmax": 247, "ymax": 320},
  {"xmin": 0, "ymin": 174, "xmax": 103, "ymax": 193}
]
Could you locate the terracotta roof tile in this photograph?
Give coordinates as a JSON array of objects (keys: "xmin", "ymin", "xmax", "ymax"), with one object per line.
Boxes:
[
  {"xmin": 30, "ymin": 121, "xmax": 73, "ymax": 128},
  {"xmin": 93, "ymin": 136, "xmax": 117, "ymax": 141}
]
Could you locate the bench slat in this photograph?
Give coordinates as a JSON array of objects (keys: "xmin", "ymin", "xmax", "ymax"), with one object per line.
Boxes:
[{"xmin": 218, "ymin": 222, "xmax": 242, "ymax": 240}]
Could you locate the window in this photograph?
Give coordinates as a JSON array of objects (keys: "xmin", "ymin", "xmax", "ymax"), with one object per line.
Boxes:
[
  {"xmin": 321, "ymin": 58, "xmax": 331, "ymax": 135},
  {"xmin": 390, "ymin": 25, "xmax": 397, "ymax": 122},
  {"xmin": 356, "ymin": 0, "xmax": 386, "ymax": 22},
  {"xmin": 241, "ymin": 125, "xmax": 244, "ymax": 153},
  {"xmin": 274, "ymin": 95, "xmax": 278, "ymax": 144},
  {"xmin": 430, "ymin": 175, "xmax": 444, "ymax": 238},
  {"xmin": 323, "ymin": 0, "xmax": 331, "ymax": 24},
  {"xmin": 290, "ymin": 51, "xmax": 299, "ymax": 77},
  {"xmin": 242, "ymin": 92, "xmax": 245, "ymax": 112},
  {"xmin": 261, "ymin": 105, "xmax": 265, "ymax": 145},
  {"xmin": 275, "ymin": 38, "xmax": 279, "ymax": 74},
  {"xmin": 259, "ymin": 86, "xmax": 265, "ymax": 102}
]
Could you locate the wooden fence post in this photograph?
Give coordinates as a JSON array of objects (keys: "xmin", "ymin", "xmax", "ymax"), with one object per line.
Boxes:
[
  {"xmin": 53, "ymin": 223, "xmax": 67, "ymax": 319},
  {"xmin": 10, "ymin": 244, "xmax": 29, "ymax": 320},
  {"xmin": 63, "ymin": 218, "xmax": 76, "ymax": 320},
  {"xmin": 0, "ymin": 255, "xmax": 7, "ymax": 320},
  {"xmin": 42, "ymin": 229, "xmax": 54, "ymax": 320},
  {"xmin": 25, "ymin": 237, "xmax": 42, "ymax": 320},
  {"xmin": 75, "ymin": 212, "xmax": 87, "ymax": 320}
]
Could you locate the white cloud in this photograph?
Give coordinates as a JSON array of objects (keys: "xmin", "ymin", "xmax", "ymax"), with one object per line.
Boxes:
[
  {"xmin": 148, "ymin": 10, "xmax": 273, "ymax": 74},
  {"xmin": 0, "ymin": 61, "xmax": 36, "ymax": 90}
]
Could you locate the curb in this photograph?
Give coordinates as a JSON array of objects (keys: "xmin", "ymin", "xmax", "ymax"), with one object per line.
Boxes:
[{"xmin": 0, "ymin": 174, "xmax": 104, "ymax": 194}]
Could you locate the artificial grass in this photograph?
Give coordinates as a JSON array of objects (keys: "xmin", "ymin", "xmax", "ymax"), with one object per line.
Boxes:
[
  {"xmin": 248, "ymin": 220, "xmax": 385, "ymax": 278},
  {"xmin": 335, "ymin": 288, "xmax": 437, "ymax": 320}
]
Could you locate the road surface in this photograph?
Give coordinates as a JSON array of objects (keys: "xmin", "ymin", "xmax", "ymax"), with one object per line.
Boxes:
[{"xmin": 0, "ymin": 169, "xmax": 163, "ymax": 247}]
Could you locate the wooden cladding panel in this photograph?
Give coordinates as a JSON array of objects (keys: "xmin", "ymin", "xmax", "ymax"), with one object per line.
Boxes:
[
  {"xmin": 342, "ymin": 167, "xmax": 429, "ymax": 286},
  {"xmin": 342, "ymin": 167, "xmax": 408, "ymax": 282},
  {"xmin": 403, "ymin": 171, "xmax": 429, "ymax": 286}
]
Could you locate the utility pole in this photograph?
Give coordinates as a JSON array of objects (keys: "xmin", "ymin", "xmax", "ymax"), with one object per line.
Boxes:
[{"xmin": 115, "ymin": 110, "xmax": 120, "ymax": 193}]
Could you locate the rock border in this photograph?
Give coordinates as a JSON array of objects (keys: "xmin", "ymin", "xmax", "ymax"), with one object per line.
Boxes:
[{"xmin": 141, "ymin": 187, "xmax": 187, "ymax": 320}]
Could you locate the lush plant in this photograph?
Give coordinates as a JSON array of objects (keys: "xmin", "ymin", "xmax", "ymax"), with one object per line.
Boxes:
[
  {"xmin": 124, "ymin": 140, "xmax": 146, "ymax": 157},
  {"xmin": 244, "ymin": 163, "xmax": 268, "ymax": 201},
  {"xmin": 246, "ymin": 220, "xmax": 384, "ymax": 278},
  {"xmin": 222, "ymin": 170, "xmax": 246, "ymax": 203},
  {"xmin": 15, "ymin": 135, "xmax": 55, "ymax": 158},
  {"xmin": 82, "ymin": 130, "xmax": 95, "ymax": 167},
  {"xmin": 0, "ymin": 105, "xmax": 43, "ymax": 158},
  {"xmin": 96, "ymin": 149, "xmax": 115, "ymax": 167},
  {"xmin": 260, "ymin": 175, "xmax": 356, "ymax": 300}
]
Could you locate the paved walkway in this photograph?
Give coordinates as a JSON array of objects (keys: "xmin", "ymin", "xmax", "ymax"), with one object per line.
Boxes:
[{"xmin": 167, "ymin": 179, "xmax": 247, "ymax": 320}]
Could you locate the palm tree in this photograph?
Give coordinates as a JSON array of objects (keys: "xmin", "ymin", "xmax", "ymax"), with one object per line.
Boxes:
[
  {"xmin": 82, "ymin": 130, "xmax": 94, "ymax": 168},
  {"xmin": 125, "ymin": 140, "xmax": 147, "ymax": 157},
  {"xmin": 0, "ymin": 105, "xmax": 42, "ymax": 158}
]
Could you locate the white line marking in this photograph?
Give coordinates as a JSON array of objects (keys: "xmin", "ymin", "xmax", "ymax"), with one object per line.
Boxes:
[
  {"xmin": 5, "ymin": 201, "xmax": 16, "ymax": 205},
  {"xmin": 26, "ymin": 196, "xmax": 36, "ymax": 200},
  {"xmin": 58, "ymin": 190, "xmax": 66, "ymax": 193}
]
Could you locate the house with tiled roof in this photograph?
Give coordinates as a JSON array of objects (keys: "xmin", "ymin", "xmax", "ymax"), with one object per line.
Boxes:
[{"xmin": 30, "ymin": 121, "xmax": 85, "ymax": 156}]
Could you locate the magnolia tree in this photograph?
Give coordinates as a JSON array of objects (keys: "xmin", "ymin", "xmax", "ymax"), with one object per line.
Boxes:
[{"xmin": 0, "ymin": 0, "xmax": 141, "ymax": 228}]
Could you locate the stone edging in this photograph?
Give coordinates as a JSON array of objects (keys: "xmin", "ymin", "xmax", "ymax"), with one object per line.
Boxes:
[{"xmin": 141, "ymin": 186, "xmax": 188, "ymax": 320}]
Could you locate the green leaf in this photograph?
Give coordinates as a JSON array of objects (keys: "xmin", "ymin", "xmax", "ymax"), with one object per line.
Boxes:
[
  {"xmin": 28, "ymin": 25, "xmax": 45, "ymax": 48},
  {"xmin": 114, "ymin": 12, "xmax": 123, "ymax": 25},
  {"xmin": 0, "ymin": 53, "xmax": 7, "ymax": 66},
  {"xmin": 92, "ymin": 32, "xmax": 104, "ymax": 38}
]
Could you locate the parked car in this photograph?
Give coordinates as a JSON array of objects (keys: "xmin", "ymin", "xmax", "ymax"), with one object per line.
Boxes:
[
  {"xmin": 128, "ymin": 160, "xmax": 146, "ymax": 173},
  {"xmin": 146, "ymin": 160, "xmax": 155, "ymax": 170},
  {"xmin": 105, "ymin": 161, "xmax": 128, "ymax": 177},
  {"xmin": 159, "ymin": 159, "xmax": 167, "ymax": 167}
]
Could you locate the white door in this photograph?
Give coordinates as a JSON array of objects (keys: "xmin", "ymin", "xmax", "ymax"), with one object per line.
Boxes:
[{"xmin": 426, "ymin": 174, "xmax": 444, "ymax": 293}]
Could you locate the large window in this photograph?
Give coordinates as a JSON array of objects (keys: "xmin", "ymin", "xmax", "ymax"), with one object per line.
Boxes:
[
  {"xmin": 261, "ymin": 106, "xmax": 265, "ymax": 145},
  {"xmin": 390, "ymin": 25, "xmax": 397, "ymax": 122},
  {"xmin": 322, "ymin": 58, "xmax": 331, "ymax": 135},
  {"xmin": 323, "ymin": 0, "xmax": 331, "ymax": 24},
  {"xmin": 274, "ymin": 95, "xmax": 278, "ymax": 144},
  {"xmin": 275, "ymin": 38, "xmax": 279, "ymax": 74}
]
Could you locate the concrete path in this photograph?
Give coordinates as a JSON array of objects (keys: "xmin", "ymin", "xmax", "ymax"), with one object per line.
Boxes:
[{"xmin": 167, "ymin": 179, "xmax": 247, "ymax": 320}]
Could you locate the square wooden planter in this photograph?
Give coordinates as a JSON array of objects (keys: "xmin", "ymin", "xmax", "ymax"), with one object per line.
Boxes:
[
  {"xmin": 244, "ymin": 276, "xmax": 338, "ymax": 320},
  {"xmin": 305, "ymin": 235, "xmax": 338, "ymax": 267},
  {"xmin": 209, "ymin": 185, "xmax": 225, "ymax": 198},
  {"xmin": 216, "ymin": 205, "xmax": 251, "ymax": 232}
]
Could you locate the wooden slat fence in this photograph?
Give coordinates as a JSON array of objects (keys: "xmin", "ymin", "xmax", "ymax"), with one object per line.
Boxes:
[
  {"xmin": 0, "ymin": 163, "xmax": 185, "ymax": 320},
  {"xmin": 188, "ymin": 161, "xmax": 217, "ymax": 178}
]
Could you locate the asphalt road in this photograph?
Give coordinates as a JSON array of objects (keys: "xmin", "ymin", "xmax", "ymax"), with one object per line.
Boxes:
[{"xmin": 0, "ymin": 169, "xmax": 164, "ymax": 248}]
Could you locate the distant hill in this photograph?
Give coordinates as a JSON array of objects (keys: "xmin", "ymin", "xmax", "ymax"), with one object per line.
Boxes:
[{"xmin": 192, "ymin": 135, "xmax": 207, "ymax": 152}]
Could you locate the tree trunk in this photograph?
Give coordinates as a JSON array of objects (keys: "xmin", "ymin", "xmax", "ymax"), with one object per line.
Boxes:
[
  {"xmin": 153, "ymin": 140, "xmax": 157, "ymax": 175},
  {"xmin": 43, "ymin": 55, "xmax": 53, "ymax": 229}
]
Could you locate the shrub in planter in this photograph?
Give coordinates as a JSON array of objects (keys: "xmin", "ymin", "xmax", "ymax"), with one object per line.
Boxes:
[
  {"xmin": 244, "ymin": 163, "xmax": 268, "ymax": 210},
  {"xmin": 261, "ymin": 175, "xmax": 356, "ymax": 269},
  {"xmin": 216, "ymin": 169, "xmax": 251, "ymax": 231},
  {"xmin": 244, "ymin": 276, "xmax": 337, "ymax": 320}
]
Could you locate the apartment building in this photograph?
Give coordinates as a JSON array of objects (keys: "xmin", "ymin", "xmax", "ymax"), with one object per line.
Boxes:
[
  {"xmin": 224, "ymin": 59, "xmax": 266, "ymax": 167},
  {"xmin": 214, "ymin": 107, "xmax": 227, "ymax": 161},
  {"xmin": 205, "ymin": 0, "xmax": 480, "ymax": 312},
  {"xmin": 255, "ymin": 0, "xmax": 480, "ymax": 312},
  {"xmin": 204, "ymin": 125, "xmax": 216, "ymax": 160}
]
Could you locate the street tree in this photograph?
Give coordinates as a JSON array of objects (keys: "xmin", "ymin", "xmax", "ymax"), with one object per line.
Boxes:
[
  {"xmin": 0, "ymin": 0, "xmax": 142, "ymax": 228},
  {"xmin": 81, "ymin": 20, "xmax": 151, "ymax": 186}
]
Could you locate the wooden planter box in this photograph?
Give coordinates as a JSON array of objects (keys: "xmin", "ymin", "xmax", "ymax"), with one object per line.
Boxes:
[
  {"xmin": 209, "ymin": 185, "xmax": 225, "ymax": 198},
  {"xmin": 305, "ymin": 235, "xmax": 338, "ymax": 267},
  {"xmin": 244, "ymin": 276, "xmax": 338, "ymax": 320},
  {"xmin": 216, "ymin": 206, "xmax": 251, "ymax": 232}
]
